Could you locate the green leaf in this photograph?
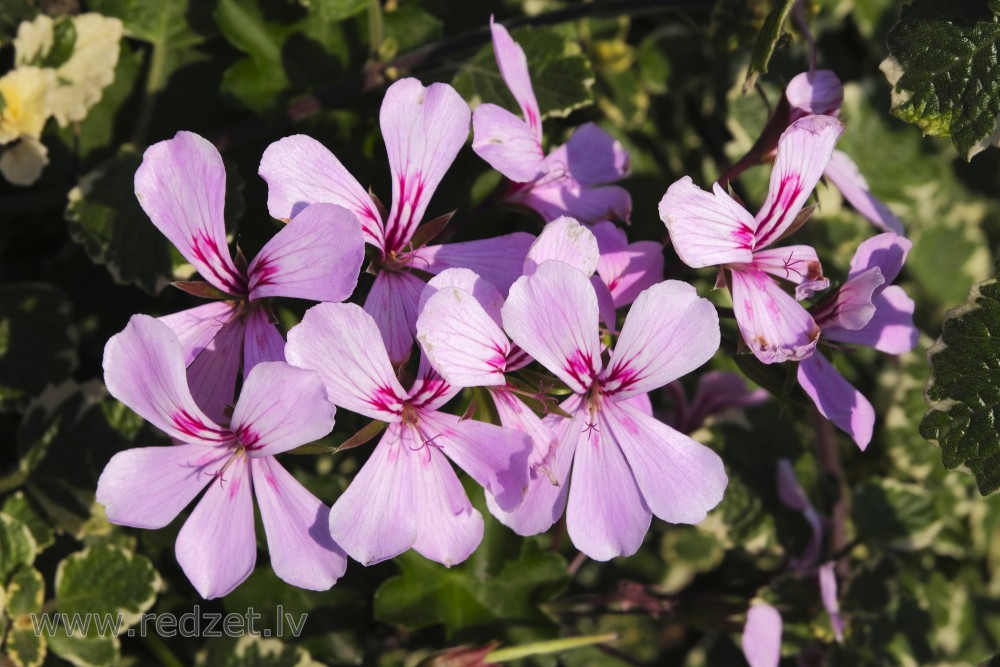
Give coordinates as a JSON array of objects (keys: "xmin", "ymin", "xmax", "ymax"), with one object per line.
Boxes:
[
  {"xmin": 452, "ymin": 25, "xmax": 594, "ymax": 120},
  {"xmin": 6, "ymin": 624, "xmax": 46, "ymax": 667},
  {"xmin": 743, "ymin": 0, "xmax": 797, "ymax": 92},
  {"xmin": 0, "ymin": 284, "xmax": 76, "ymax": 412},
  {"xmin": 55, "ymin": 545, "xmax": 160, "ymax": 631},
  {"xmin": 65, "ymin": 149, "xmax": 244, "ymax": 295},
  {"xmin": 2, "ymin": 493, "xmax": 54, "ymax": 553},
  {"xmin": 380, "ymin": 4, "xmax": 443, "ymax": 60},
  {"xmin": 46, "ymin": 630, "xmax": 118, "ymax": 667},
  {"xmin": 7, "ymin": 566, "xmax": 44, "ymax": 617},
  {"xmin": 23, "ymin": 18, "xmax": 77, "ymax": 69},
  {"xmin": 882, "ymin": 0, "xmax": 1000, "ymax": 159},
  {"xmin": 305, "ymin": 0, "xmax": 367, "ymax": 22},
  {"xmin": 0, "ymin": 514, "xmax": 37, "ymax": 581},
  {"xmin": 196, "ymin": 635, "xmax": 325, "ymax": 667},
  {"xmin": 921, "ymin": 264, "xmax": 1000, "ymax": 494},
  {"xmin": 215, "ymin": 0, "xmax": 294, "ymax": 111}
]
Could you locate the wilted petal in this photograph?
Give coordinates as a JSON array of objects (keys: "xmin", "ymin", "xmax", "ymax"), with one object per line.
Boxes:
[
  {"xmin": 819, "ymin": 561, "xmax": 845, "ymax": 642},
  {"xmin": 186, "ymin": 317, "xmax": 245, "ymax": 426},
  {"xmin": 328, "ymin": 425, "xmax": 417, "ymax": 565},
  {"xmin": 742, "ymin": 603, "xmax": 783, "ymax": 667},
  {"xmin": 418, "ymin": 268, "xmax": 505, "ymax": 326},
  {"xmin": 413, "ymin": 232, "xmax": 534, "ymax": 295},
  {"xmin": 752, "ymin": 245, "xmax": 829, "ymax": 299},
  {"xmin": 471, "ymin": 103, "xmax": 545, "ymax": 182},
  {"xmin": 490, "ymin": 18, "xmax": 541, "ymax": 136},
  {"xmin": 502, "ymin": 260, "xmax": 602, "ymax": 394},
  {"xmin": 252, "ymin": 457, "xmax": 346, "ymax": 590},
  {"xmin": 364, "ymin": 269, "xmax": 426, "ymax": 365},
  {"xmin": 285, "ymin": 303, "xmax": 406, "ymax": 421},
  {"xmin": 243, "ymin": 308, "xmax": 285, "ymax": 375},
  {"xmin": 785, "ymin": 69, "xmax": 843, "ymax": 118},
  {"xmin": 567, "ymin": 409, "xmax": 650, "ymax": 561},
  {"xmin": 258, "ymin": 134, "xmax": 384, "ymax": 246},
  {"xmin": 104, "ymin": 315, "xmax": 231, "ymax": 445},
  {"xmin": 420, "ymin": 411, "xmax": 532, "ymax": 512},
  {"xmin": 248, "ymin": 203, "xmax": 364, "ymax": 303},
  {"xmin": 175, "ymin": 457, "xmax": 255, "ymax": 600},
  {"xmin": 159, "ymin": 301, "xmax": 237, "ymax": 366},
  {"xmin": 231, "ymin": 362, "xmax": 335, "ymax": 457},
  {"xmin": 847, "ymin": 232, "xmax": 911, "ymax": 286},
  {"xmin": 729, "ymin": 267, "xmax": 820, "ymax": 364},
  {"xmin": 823, "ymin": 286, "xmax": 918, "ymax": 354},
  {"xmin": 97, "ymin": 444, "xmax": 226, "ymax": 529},
  {"xmin": 134, "ymin": 132, "xmax": 246, "ymax": 295},
  {"xmin": 659, "ymin": 177, "xmax": 756, "ymax": 268},
  {"xmin": 381, "ymin": 78, "xmax": 471, "ymax": 251},
  {"xmin": 603, "ymin": 400, "xmax": 727, "ymax": 524},
  {"xmin": 754, "ymin": 115, "xmax": 844, "ymax": 248},
  {"xmin": 602, "ymin": 280, "xmax": 720, "ymax": 399},
  {"xmin": 564, "ymin": 122, "xmax": 630, "ymax": 186},
  {"xmin": 409, "ymin": 442, "xmax": 484, "ymax": 567},
  {"xmin": 797, "ymin": 353, "xmax": 874, "ymax": 450},
  {"xmin": 416, "ymin": 286, "xmax": 510, "ymax": 388},
  {"xmin": 825, "ymin": 151, "xmax": 904, "ymax": 235},
  {"xmin": 523, "ymin": 216, "xmax": 600, "ymax": 276}
]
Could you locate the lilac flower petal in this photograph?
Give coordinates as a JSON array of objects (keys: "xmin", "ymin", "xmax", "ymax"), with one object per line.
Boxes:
[
  {"xmin": 380, "ymin": 78, "xmax": 471, "ymax": 252},
  {"xmin": 243, "ymin": 308, "xmax": 285, "ymax": 375},
  {"xmin": 847, "ymin": 232, "xmax": 911, "ymax": 285},
  {"xmin": 489, "ymin": 387, "xmax": 558, "ymax": 468},
  {"xmin": 659, "ymin": 177, "xmax": 756, "ymax": 268},
  {"xmin": 513, "ymin": 169, "xmax": 632, "ymax": 224},
  {"xmin": 285, "ymin": 303, "xmax": 406, "ymax": 421},
  {"xmin": 416, "ymin": 286, "xmax": 510, "ymax": 388},
  {"xmin": 134, "ymin": 132, "xmax": 245, "ymax": 295},
  {"xmin": 364, "ymin": 269, "xmax": 426, "ymax": 365},
  {"xmin": 729, "ymin": 267, "xmax": 820, "ymax": 364},
  {"xmin": 407, "ymin": 354, "xmax": 460, "ymax": 412},
  {"xmin": 175, "ymin": 457, "xmax": 255, "ymax": 600},
  {"xmin": 754, "ymin": 115, "xmax": 844, "ymax": 249},
  {"xmin": 819, "ymin": 561, "xmax": 845, "ymax": 642},
  {"xmin": 97, "ymin": 444, "xmax": 226, "ymax": 529},
  {"xmin": 684, "ymin": 371, "xmax": 768, "ymax": 431},
  {"xmin": 567, "ymin": 409, "xmax": 650, "ymax": 561},
  {"xmin": 592, "ymin": 222, "xmax": 663, "ymax": 307},
  {"xmin": 602, "ymin": 280, "xmax": 720, "ymax": 399},
  {"xmin": 490, "ymin": 18, "xmax": 541, "ymax": 137},
  {"xmin": 420, "ymin": 411, "xmax": 532, "ymax": 512},
  {"xmin": 413, "ymin": 232, "xmax": 535, "ymax": 295},
  {"xmin": 776, "ymin": 459, "xmax": 823, "ymax": 569},
  {"xmin": 251, "ymin": 457, "xmax": 346, "ymax": 590},
  {"xmin": 752, "ymin": 245, "xmax": 828, "ymax": 298},
  {"xmin": 159, "ymin": 301, "xmax": 236, "ymax": 366},
  {"xmin": 785, "ymin": 70, "xmax": 843, "ymax": 117},
  {"xmin": 824, "ymin": 286, "xmax": 918, "ymax": 354},
  {"xmin": 592, "ymin": 275, "xmax": 618, "ymax": 332},
  {"xmin": 604, "ymin": 400, "xmax": 727, "ymax": 524},
  {"xmin": 486, "ymin": 397, "xmax": 580, "ymax": 536},
  {"xmin": 502, "ymin": 260, "xmax": 602, "ymax": 394},
  {"xmin": 231, "ymin": 362, "xmax": 335, "ymax": 457},
  {"xmin": 621, "ymin": 392, "xmax": 653, "ymax": 416},
  {"xmin": 564, "ymin": 123, "xmax": 630, "ymax": 186},
  {"xmin": 471, "ymin": 103, "xmax": 545, "ymax": 182},
  {"xmin": 247, "ymin": 203, "xmax": 364, "ymax": 303},
  {"xmin": 186, "ymin": 317, "xmax": 245, "ymax": 426},
  {"xmin": 409, "ymin": 444, "xmax": 484, "ymax": 567},
  {"xmin": 259, "ymin": 134, "xmax": 384, "ymax": 247},
  {"xmin": 328, "ymin": 425, "xmax": 417, "ymax": 565},
  {"xmin": 812, "ymin": 266, "xmax": 884, "ymax": 333},
  {"xmin": 419, "ymin": 268, "xmax": 505, "ymax": 326},
  {"xmin": 523, "ymin": 216, "xmax": 600, "ymax": 276},
  {"xmin": 742, "ymin": 603, "xmax": 783, "ymax": 667},
  {"xmin": 825, "ymin": 151, "xmax": 904, "ymax": 235},
  {"xmin": 104, "ymin": 315, "xmax": 232, "ymax": 445},
  {"xmin": 797, "ymin": 353, "xmax": 874, "ymax": 450}
]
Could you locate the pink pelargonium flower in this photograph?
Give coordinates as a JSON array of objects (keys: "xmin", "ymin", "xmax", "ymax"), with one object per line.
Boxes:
[
  {"xmin": 798, "ymin": 233, "xmax": 918, "ymax": 449},
  {"xmin": 96, "ymin": 315, "xmax": 346, "ymax": 599},
  {"xmin": 660, "ymin": 115, "xmax": 845, "ymax": 364},
  {"xmin": 500, "ymin": 261, "xmax": 725, "ymax": 559},
  {"xmin": 471, "ymin": 19, "xmax": 631, "ymax": 223},
  {"xmin": 285, "ymin": 303, "xmax": 532, "ymax": 567},
  {"xmin": 741, "ymin": 603, "xmax": 783, "ymax": 667},
  {"xmin": 136, "ymin": 131, "xmax": 364, "ymax": 424},
  {"xmin": 663, "ymin": 370, "xmax": 768, "ymax": 435},
  {"xmin": 260, "ymin": 77, "xmax": 534, "ymax": 364}
]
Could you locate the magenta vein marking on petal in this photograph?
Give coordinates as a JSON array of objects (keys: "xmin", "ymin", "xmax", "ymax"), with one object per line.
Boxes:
[
  {"xmin": 410, "ymin": 376, "xmax": 451, "ymax": 409},
  {"xmin": 234, "ymin": 423, "xmax": 261, "ymax": 451},
  {"xmin": 367, "ymin": 385, "xmax": 404, "ymax": 415},
  {"xmin": 525, "ymin": 106, "xmax": 540, "ymax": 134},
  {"xmin": 385, "ymin": 171, "xmax": 428, "ymax": 252},
  {"xmin": 563, "ymin": 350, "xmax": 597, "ymax": 390},
  {"xmin": 190, "ymin": 232, "xmax": 248, "ymax": 295},
  {"xmin": 248, "ymin": 254, "xmax": 279, "ymax": 290},
  {"xmin": 172, "ymin": 410, "xmax": 231, "ymax": 442},
  {"xmin": 756, "ymin": 174, "xmax": 803, "ymax": 246}
]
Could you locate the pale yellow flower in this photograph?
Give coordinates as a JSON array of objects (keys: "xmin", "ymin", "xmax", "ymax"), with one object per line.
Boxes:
[{"xmin": 0, "ymin": 66, "xmax": 56, "ymax": 144}]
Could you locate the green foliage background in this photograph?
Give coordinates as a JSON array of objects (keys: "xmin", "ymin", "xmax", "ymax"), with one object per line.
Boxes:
[{"xmin": 3, "ymin": 0, "xmax": 1000, "ymax": 665}]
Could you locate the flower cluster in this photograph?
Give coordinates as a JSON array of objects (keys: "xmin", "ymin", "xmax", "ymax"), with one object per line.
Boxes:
[
  {"xmin": 0, "ymin": 13, "xmax": 122, "ymax": 185},
  {"xmin": 96, "ymin": 20, "xmax": 917, "ymax": 605}
]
